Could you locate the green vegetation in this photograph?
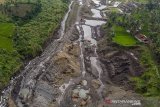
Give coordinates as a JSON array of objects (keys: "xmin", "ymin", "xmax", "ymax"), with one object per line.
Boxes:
[
  {"xmin": 9, "ymin": 3, "xmax": 41, "ymax": 19},
  {"xmin": 0, "ymin": 12, "xmax": 10, "ymax": 22},
  {"xmin": 14, "ymin": 0, "xmax": 68, "ymax": 57},
  {"xmin": 0, "ymin": 49, "xmax": 22, "ymax": 88},
  {"xmin": 129, "ymin": 0, "xmax": 160, "ymax": 97},
  {"xmin": 0, "ymin": 23, "xmax": 14, "ymax": 38},
  {"xmin": 132, "ymin": 46, "xmax": 160, "ymax": 96},
  {"xmin": 106, "ymin": 0, "xmax": 160, "ymax": 97},
  {"xmin": 0, "ymin": 36, "xmax": 13, "ymax": 50},
  {"xmin": 136, "ymin": 0, "xmax": 148, "ymax": 3},
  {"xmin": 113, "ymin": 26, "xmax": 137, "ymax": 46},
  {"xmin": 0, "ymin": 0, "xmax": 69, "ymax": 90},
  {"xmin": 0, "ymin": 22, "xmax": 15, "ymax": 50},
  {"xmin": 106, "ymin": 7, "xmax": 120, "ymax": 13},
  {"xmin": 0, "ymin": 1, "xmax": 42, "ymax": 22}
]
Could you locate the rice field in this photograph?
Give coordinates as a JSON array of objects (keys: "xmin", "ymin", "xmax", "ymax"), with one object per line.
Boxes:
[{"xmin": 0, "ymin": 22, "xmax": 15, "ymax": 50}]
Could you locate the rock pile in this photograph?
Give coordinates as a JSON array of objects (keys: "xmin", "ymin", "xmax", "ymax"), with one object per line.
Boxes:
[{"xmin": 71, "ymin": 80, "xmax": 91, "ymax": 106}]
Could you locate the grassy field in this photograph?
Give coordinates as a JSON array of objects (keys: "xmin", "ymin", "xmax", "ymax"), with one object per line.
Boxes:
[
  {"xmin": 105, "ymin": 7, "xmax": 120, "ymax": 13},
  {"xmin": 112, "ymin": 26, "xmax": 137, "ymax": 46},
  {"xmin": 0, "ymin": 23, "xmax": 15, "ymax": 50}
]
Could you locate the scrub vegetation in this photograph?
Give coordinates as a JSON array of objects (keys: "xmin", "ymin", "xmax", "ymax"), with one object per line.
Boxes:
[
  {"xmin": 105, "ymin": 0, "xmax": 160, "ymax": 97},
  {"xmin": 0, "ymin": 0, "xmax": 69, "ymax": 90}
]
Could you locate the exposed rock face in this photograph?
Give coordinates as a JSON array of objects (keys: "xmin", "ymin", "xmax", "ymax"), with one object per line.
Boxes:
[
  {"xmin": 61, "ymin": 80, "xmax": 92, "ymax": 107},
  {"xmin": 100, "ymin": 51, "xmax": 143, "ymax": 86},
  {"xmin": 2, "ymin": 0, "xmax": 146, "ymax": 107},
  {"xmin": 13, "ymin": 43, "xmax": 81, "ymax": 107},
  {"xmin": 69, "ymin": 26, "xmax": 80, "ymax": 41},
  {"xmin": 31, "ymin": 81, "xmax": 57, "ymax": 107},
  {"xmin": 97, "ymin": 25, "xmax": 143, "ymax": 87},
  {"xmin": 96, "ymin": 29, "xmax": 144, "ymax": 106}
]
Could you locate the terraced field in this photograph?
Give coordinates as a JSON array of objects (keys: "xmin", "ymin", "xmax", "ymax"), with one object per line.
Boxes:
[{"xmin": 113, "ymin": 26, "xmax": 137, "ymax": 46}]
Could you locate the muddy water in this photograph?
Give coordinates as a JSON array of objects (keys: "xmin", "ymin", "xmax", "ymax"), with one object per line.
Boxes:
[
  {"xmin": 91, "ymin": 9, "xmax": 101, "ymax": 18},
  {"xmin": 77, "ymin": 25, "xmax": 86, "ymax": 76},
  {"xmin": 81, "ymin": 18, "xmax": 106, "ymax": 97},
  {"xmin": 85, "ymin": 19, "xmax": 106, "ymax": 26},
  {"xmin": 0, "ymin": 0, "xmax": 108, "ymax": 106},
  {"xmin": 77, "ymin": 0, "xmax": 107, "ymax": 100},
  {"xmin": 98, "ymin": 5, "xmax": 107, "ymax": 10},
  {"xmin": 82, "ymin": 25, "xmax": 97, "ymax": 45},
  {"xmin": 0, "ymin": 1, "xmax": 73, "ymax": 107},
  {"xmin": 58, "ymin": 0, "xmax": 108, "ymax": 105}
]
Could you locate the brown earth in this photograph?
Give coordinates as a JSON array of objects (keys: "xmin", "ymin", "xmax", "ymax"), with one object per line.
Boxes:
[
  {"xmin": 0, "ymin": 0, "xmax": 5, "ymax": 4},
  {"xmin": 52, "ymin": 43, "xmax": 81, "ymax": 80}
]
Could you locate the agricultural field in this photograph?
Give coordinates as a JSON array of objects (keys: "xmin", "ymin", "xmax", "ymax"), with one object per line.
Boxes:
[
  {"xmin": 0, "ymin": 0, "xmax": 69, "ymax": 90},
  {"xmin": 105, "ymin": 7, "xmax": 121, "ymax": 13},
  {"xmin": 112, "ymin": 26, "xmax": 137, "ymax": 46},
  {"xmin": 0, "ymin": 22, "xmax": 15, "ymax": 50}
]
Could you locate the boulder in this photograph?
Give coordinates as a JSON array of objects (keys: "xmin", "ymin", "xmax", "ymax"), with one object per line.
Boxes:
[{"xmin": 91, "ymin": 79, "xmax": 101, "ymax": 89}]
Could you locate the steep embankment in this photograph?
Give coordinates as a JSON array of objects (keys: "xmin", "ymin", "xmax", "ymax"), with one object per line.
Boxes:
[
  {"xmin": 1, "ymin": 0, "xmax": 159, "ymax": 107},
  {"xmin": 97, "ymin": 0, "xmax": 160, "ymax": 106},
  {"xmin": 0, "ymin": 0, "xmax": 68, "ymax": 91}
]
